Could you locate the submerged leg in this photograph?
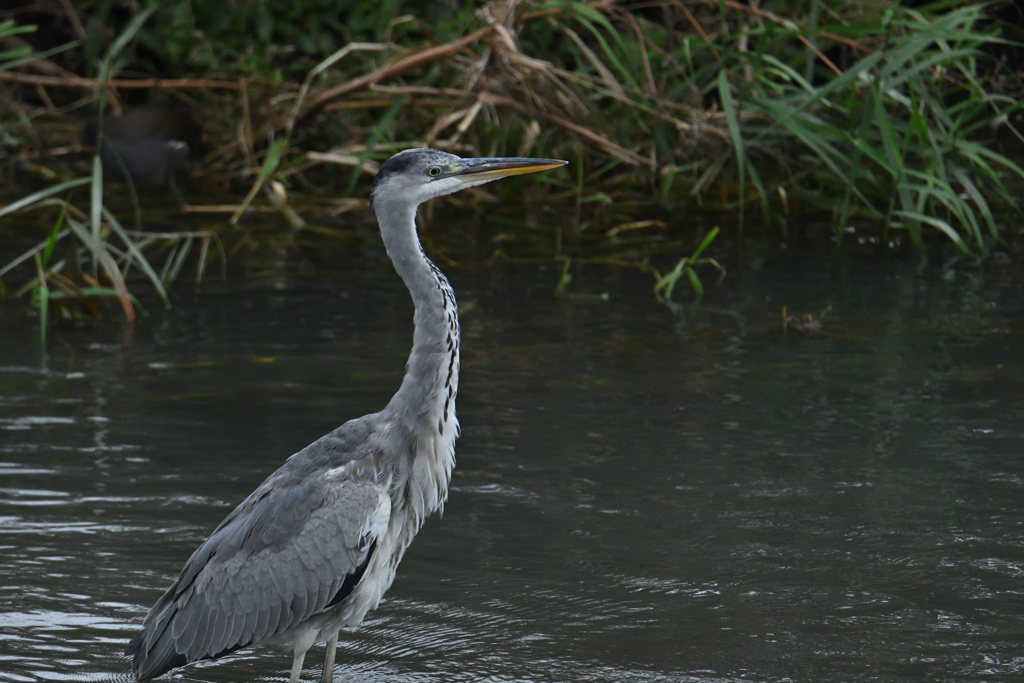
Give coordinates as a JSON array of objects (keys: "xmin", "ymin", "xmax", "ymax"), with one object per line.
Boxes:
[
  {"xmin": 321, "ymin": 632, "xmax": 339, "ymax": 683},
  {"xmin": 289, "ymin": 649, "xmax": 307, "ymax": 683}
]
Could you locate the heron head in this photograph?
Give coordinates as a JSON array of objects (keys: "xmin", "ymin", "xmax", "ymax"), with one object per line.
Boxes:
[{"xmin": 370, "ymin": 148, "xmax": 566, "ymax": 210}]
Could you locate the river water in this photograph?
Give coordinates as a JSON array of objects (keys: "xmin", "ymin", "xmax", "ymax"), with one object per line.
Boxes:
[{"xmin": 0, "ymin": 233, "xmax": 1022, "ymax": 682}]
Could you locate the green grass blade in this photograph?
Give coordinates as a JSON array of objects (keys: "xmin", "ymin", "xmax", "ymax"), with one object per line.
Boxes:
[
  {"xmin": 64, "ymin": 217, "xmax": 135, "ymax": 320},
  {"xmin": 0, "ymin": 39, "xmax": 79, "ymax": 71},
  {"xmin": 40, "ymin": 202, "xmax": 67, "ymax": 268},
  {"xmin": 568, "ymin": 2, "xmax": 629, "ymax": 51},
  {"xmin": 686, "ymin": 267, "xmax": 704, "ymax": 295},
  {"xmin": 893, "ymin": 210, "xmax": 976, "ymax": 256},
  {"xmin": 692, "ymin": 227, "xmax": 720, "ymax": 261},
  {"xmin": 874, "ymin": 86, "xmax": 904, "ymax": 178},
  {"xmin": 573, "ymin": 14, "xmax": 640, "ymax": 92},
  {"xmin": 761, "ymin": 54, "xmax": 817, "ymax": 94},
  {"xmin": 555, "ymin": 258, "xmax": 572, "ymax": 297},
  {"xmin": 32, "ymin": 252, "xmax": 48, "ymax": 343},
  {"xmin": 718, "ymin": 70, "xmax": 745, "ymax": 223},
  {"xmin": 159, "ymin": 242, "xmax": 177, "ymax": 284},
  {"xmin": 258, "ymin": 138, "xmax": 289, "ymax": 184},
  {"xmin": 165, "ymin": 237, "xmax": 194, "ymax": 286},
  {"xmin": 196, "ymin": 236, "xmax": 211, "ymax": 286},
  {"xmin": 230, "ymin": 136, "xmax": 290, "ymax": 225},
  {"xmin": 703, "ymin": 258, "xmax": 727, "ymax": 280},
  {"xmin": 655, "ymin": 259, "xmax": 687, "ymax": 301},
  {"xmin": 95, "ymin": 6, "xmax": 156, "ymax": 120},
  {"xmin": 0, "ymin": 228, "xmax": 71, "ymax": 279},
  {"xmin": 951, "ymin": 167, "xmax": 997, "ymax": 242},
  {"xmin": 103, "ymin": 207, "xmax": 170, "ymax": 305},
  {"xmin": 107, "ymin": 6, "xmax": 156, "ymax": 63},
  {"xmin": 0, "ymin": 177, "xmax": 89, "ymax": 219},
  {"xmin": 752, "ymin": 52, "xmax": 887, "ymax": 143},
  {"xmin": 747, "ymin": 163, "xmax": 770, "ymax": 218}
]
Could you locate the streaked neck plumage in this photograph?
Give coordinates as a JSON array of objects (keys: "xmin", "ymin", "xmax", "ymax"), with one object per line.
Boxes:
[{"xmin": 375, "ymin": 198, "xmax": 460, "ymax": 511}]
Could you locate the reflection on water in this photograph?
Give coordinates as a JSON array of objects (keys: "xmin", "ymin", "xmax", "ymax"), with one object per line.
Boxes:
[{"xmin": 0, "ymin": 245, "xmax": 1022, "ymax": 682}]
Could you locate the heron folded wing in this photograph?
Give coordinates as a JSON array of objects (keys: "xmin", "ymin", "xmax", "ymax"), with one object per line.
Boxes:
[
  {"xmin": 130, "ymin": 456, "xmax": 390, "ymax": 678},
  {"xmin": 182, "ymin": 471, "xmax": 386, "ymax": 659}
]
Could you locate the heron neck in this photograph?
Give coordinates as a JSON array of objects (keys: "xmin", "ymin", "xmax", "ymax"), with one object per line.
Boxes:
[{"xmin": 376, "ymin": 201, "xmax": 459, "ymax": 432}]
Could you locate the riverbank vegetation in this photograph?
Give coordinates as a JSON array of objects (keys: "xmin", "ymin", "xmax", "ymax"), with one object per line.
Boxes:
[{"xmin": 1, "ymin": 0, "xmax": 1023, "ymax": 324}]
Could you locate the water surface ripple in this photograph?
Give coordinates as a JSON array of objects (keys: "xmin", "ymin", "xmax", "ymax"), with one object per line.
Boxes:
[{"xmin": 0, "ymin": 251, "xmax": 1022, "ymax": 682}]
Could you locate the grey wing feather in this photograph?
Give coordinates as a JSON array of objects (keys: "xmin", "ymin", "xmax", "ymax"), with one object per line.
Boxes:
[{"xmin": 128, "ymin": 424, "xmax": 390, "ymax": 681}]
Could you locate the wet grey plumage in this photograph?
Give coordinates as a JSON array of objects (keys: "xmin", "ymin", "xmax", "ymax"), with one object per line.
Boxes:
[{"xmin": 126, "ymin": 149, "xmax": 566, "ymax": 682}]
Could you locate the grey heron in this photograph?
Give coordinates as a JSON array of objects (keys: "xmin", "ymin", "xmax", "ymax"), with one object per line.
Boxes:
[{"xmin": 125, "ymin": 148, "xmax": 566, "ymax": 682}]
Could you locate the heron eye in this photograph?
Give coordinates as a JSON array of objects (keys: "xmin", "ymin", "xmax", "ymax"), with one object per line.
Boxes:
[{"xmin": 427, "ymin": 166, "xmax": 441, "ymax": 177}]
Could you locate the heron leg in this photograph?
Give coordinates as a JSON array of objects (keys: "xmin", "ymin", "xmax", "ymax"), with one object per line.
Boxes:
[
  {"xmin": 320, "ymin": 632, "xmax": 339, "ymax": 683},
  {"xmin": 289, "ymin": 649, "xmax": 307, "ymax": 683}
]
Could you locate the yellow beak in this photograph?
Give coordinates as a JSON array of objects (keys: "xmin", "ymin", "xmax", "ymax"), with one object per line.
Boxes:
[{"xmin": 451, "ymin": 157, "xmax": 567, "ymax": 182}]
